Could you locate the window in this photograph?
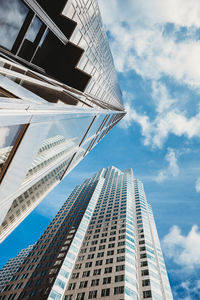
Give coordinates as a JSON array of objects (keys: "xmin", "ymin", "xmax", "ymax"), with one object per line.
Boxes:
[
  {"xmin": 88, "ymin": 290, "xmax": 97, "ymax": 299},
  {"xmin": 95, "ymin": 260, "xmax": 103, "ymax": 266},
  {"xmin": 100, "ymin": 239, "xmax": 106, "ymax": 243},
  {"xmin": 68, "ymin": 283, "xmax": 76, "ymax": 290},
  {"xmin": 79, "ymin": 281, "xmax": 88, "ymax": 288},
  {"xmin": 114, "ymin": 286, "xmax": 124, "ymax": 295},
  {"xmin": 65, "ymin": 296, "xmax": 72, "ymax": 300},
  {"xmin": 0, "ymin": 124, "xmax": 29, "ymax": 183},
  {"xmin": 78, "ymin": 256, "xmax": 85, "ymax": 261},
  {"xmin": 142, "ymin": 279, "xmax": 150, "ymax": 287},
  {"xmin": 116, "ymin": 265, "xmax": 125, "ymax": 272},
  {"xmin": 101, "ymin": 288, "xmax": 110, "ymax": 297},
  {"xmin": 7, "ymin": 295, "xmax": 16, "ymax": 300},
  {"xmin": 76, "ymin": 293, "xmax": 85, "ymax": 300},
  {"xmin": 24, "ymin": 281, "xmax": 32, "ymax": 288},
  {"xmin": 72, "ymin": 273, "xmax": 79, "ymax": 279},
  {"xmin": 110, "ymin": 231, "xmax": 116, "ymax": 235},
  {"xmin": 116, "ymin": 256, "xmax": 125, "ymax": 262},
  {"xmin": 109, "ymin": 237, "xmax": 115, "ymax": 241},
  {"xmin": 85, "ymin": 262, "xmax": 92, "ymax": 268},
  {"xmin": 17, "ymin": 291, "xmax": 26, "ymax": 300},
  {"xmin": 99, "ymin": 245, "xmax": 105, "ymax": 250},
  {"xmin": 143, "ymin": 290, "xmax": 152, "ymax": 298},
  {"xmin": 3, "ymin": 284, "xmax": 13, "ymax": 292},
  {"xmin": 115, "ymin": 275, "xmax": 124, "ymax": 282},
  {"xmin": 90, "ymin": 247, "xmax": 96, "ymax": 252},
  {"xmin": 0, "ymin": 0, "xmax": 29, "ymax": 50},
  {"xmin": 140, "ymin": 246, "xmax": 146, "ymax": 252},
  {"xmin": 101, "ymin": 233, "xmax": 107, "ymax": 237},
  {"xmin": 106, "ymin": 258, "xmax": 113, "ymax": 264},
  {"xmin": 93, "ymin": 269, "xmax": 101, "ymax": 275},
  {"xmin": 12, "ymin": 274, "xmax": 19, "ymax": 281},
  {"xmin": 91, "ymin": 241, "xmax": 97, "ymax": 245},
  {"xmin": 91, "ymin": 279, "xmax": 99, "ymax": 286},
  {"xmin": 82, "ymin": 271, "xmax": 90, "ymax": 277},
  {"xmin": 117, "ymin": 248, "xmax": 125, "ymax": 254},
  {"xmin": 103, "ymin": 277, "xmax": 111, "ymax": 284},
  {"xmin": 97, "ymin": 252, "xmax": 104, "ymax": 258},
  {"xmin": 118, "ymin": 241, "xmax": 125, "ymax": 246},
  {"xmin": 108, "ymin": 243, "xmax": 115, "ymax": 248},
  {"xmin": 81, "ymin": 248, "xmax": 87, "ymax": 253},
  {"xmin": 75, "ymin": 263, "xmax": 82, "ymax": 269},
  {"xmin": 88, "ymin": 254, "xmax": 94, "ymax": 259},
  {"xmin": 107, "ymin": 250, "xmax": 114, "ymax": 256},
  {"xmin": 141, "ymin": 261, "xmax": 148, "ymax": 267},
  {"xmin": 141, "ymin": 270, "xmax": 149, "ymax": 276},
  {"xmin": 14, "ymin": 282, "xmax": 23, "ymax": 289},
  {"xmin": 104, "ymin": 267, "xmax": 112, "ymax": 274}
]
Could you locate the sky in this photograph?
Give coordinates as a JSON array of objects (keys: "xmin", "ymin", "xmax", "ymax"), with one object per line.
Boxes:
[{"xmin": 0, "ymin": 0, "xmax": 200, "ymax": 299}]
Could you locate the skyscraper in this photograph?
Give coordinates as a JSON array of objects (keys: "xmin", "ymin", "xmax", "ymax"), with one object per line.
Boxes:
[
  {"xmin": 0, "ymin": 245, "xmax": 34, "ymax": 292},
  {"xmin": 0, "ymin": 167, "xmax": 173, "ymax": 300},
  {"xmin": 0, "ymin": 0, "xmax": 125, "ymax": 242}
]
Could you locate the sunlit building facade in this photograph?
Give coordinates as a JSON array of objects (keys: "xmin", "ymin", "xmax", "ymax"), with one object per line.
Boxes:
[
  {"xmin": 0, "ymin": 245, "xmax": 33, "ymax": 292},
  {"xmin": 0, "ymin": 0, "xmax": 125, "ymax": 242},
  {"xmin": 0, "ymin": 167, "xmax": 173, "ymax": 300}
]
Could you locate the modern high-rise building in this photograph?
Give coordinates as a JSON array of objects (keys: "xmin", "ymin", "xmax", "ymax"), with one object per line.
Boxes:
[
  {"xmin": 0, "ymin": 167, "xmax": 173, "ymax": 300},
  {"xmin": 0, "ymin": 0, "xmax": 125, "ymax": 242},
  {"xmin": 0, "ymin": 245, "xmax": 34, "ymax": 292}
]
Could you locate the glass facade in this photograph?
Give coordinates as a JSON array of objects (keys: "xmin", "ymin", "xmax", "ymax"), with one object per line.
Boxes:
[
  {"xmin": 0, "ymin": 167, "xmax": 173, "ymax": 300},
  {"xmin": 62, "ymin": 0, "xmax": 123, "ymax": 109},
  {"xmin": 0, "ymin": 0, "xmax": 29, "ymax": 50},
  {"xmin": 0, "ymin": 0, "xmax": 125, "ymax": 242}
]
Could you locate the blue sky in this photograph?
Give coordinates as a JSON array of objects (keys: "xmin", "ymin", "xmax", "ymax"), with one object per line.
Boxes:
[{"xmin": 1, "ymin": 0, "xmax": 200, "ymax": 299}]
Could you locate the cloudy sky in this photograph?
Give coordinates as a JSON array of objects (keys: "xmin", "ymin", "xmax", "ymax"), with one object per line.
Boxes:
[
  {"xmin": 0, "ymin": 0, "xmax": 200, "ymax": 299},
  {"xmin": 98, "ymin": 1, "xmax": 200, "ymax": 298}
]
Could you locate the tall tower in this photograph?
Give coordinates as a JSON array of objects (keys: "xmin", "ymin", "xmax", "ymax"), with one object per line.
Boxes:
[
  {"xmin": 0, "ymin": 0, "xmax": 125, "ymax": 242},
  {"xmin": 0, "ymin": 167, "xmax": 173, "ymax": 300}
]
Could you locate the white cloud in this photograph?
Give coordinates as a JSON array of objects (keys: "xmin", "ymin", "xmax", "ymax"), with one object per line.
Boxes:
[
  {"xmin": 162, "ymin": 225, "xmax": 200, "ymax": 269},
  {"xmin": 178, "ymin": 280, "xmax": 200, "ymax": 300},
  {"xmin": 99, "ymin": 0, "xmax": 200, "ymax": 147},
  {"xmin": 155, "ymin": 148, "xmax": 179, "ymax": 182},
  {"xmin": 195, "ymin": 177, "xmax": 200, "ymax": 192},
  {"xmin": 119, "ymin": 83, "xmax": 200, "ymax": 148},
  {"xmin": 99, "ymin": 0, "xmax": 200, "ymax": 86}
]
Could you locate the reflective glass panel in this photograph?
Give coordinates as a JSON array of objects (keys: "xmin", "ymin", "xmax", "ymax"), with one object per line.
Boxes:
[
  {"xmin": 25, "ymin": 116, "xmax": 93, "ymax": 180},
  {"xmin": 25, "ymin": 16, "xmax": 42, "ymax": 42},
  {"xmin": 0, "ymin": 0, "xmax": 29, "ymax": 50},
  {"xmin": 0, "ymin": 124, "xmax": 23, "ymax": 173}
]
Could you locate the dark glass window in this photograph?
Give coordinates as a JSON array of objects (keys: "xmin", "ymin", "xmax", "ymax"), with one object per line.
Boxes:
[
  {"xmin": 114, "ymin": 286, "xmax": 124, "ymax": 295},
  {"xmin": 88, "ymin": 291, "xmax": 97, "ymax": 299},
  {"xmin": 103, "ymin": 277, "xmax": 111, "ymax": 284},
  {"xmin": 101, "ymin": 289, "xmax": 110, "ymax": 297},
  {"xmin": 143, "ymin": 290, "xmax": 152, "ymax": 298}
]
